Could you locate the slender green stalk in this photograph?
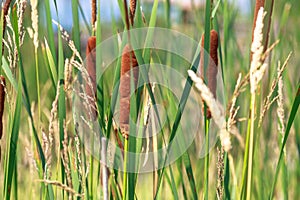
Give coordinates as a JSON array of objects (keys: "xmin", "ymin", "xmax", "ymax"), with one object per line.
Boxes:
[
  {"xmin": 246, "ymin": 94, "xmax": 256, "ymax": 200},
  {"xmin": 203, "ymin": 119, "xmax": 210, "ymax": 200},
  {"xmin": 123, "ymin": 138, "xmax": 129, "ymax": 200},
  {"xmin": 34, "ymin": 48, "xmax": 41, "ymax": 128}
]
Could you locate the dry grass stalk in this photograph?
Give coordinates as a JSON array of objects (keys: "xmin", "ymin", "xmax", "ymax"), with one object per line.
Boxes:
[
  {"xmin": 188, "ymin": 70, "xmax": 232, "ymax": 151},
  {"xmin": 216, "ymin": 147, "xmax": 224, "ymax": 200},
  {"xmin": 30, "ymin": 0, "xmax": 39, "ymax": 49},
  {"xmin": 62, "ymin": 121, "xmax": 73, "ymax": 192},
  {"xmin": 64, "ymin": 55, "xmax": 75, "ymax": 91},
  {"xmin": 85, "ymin": 36, "xmax": 98, "ymax": 120},
  {"xmin": 52, "ymin": 20, "xmax": 83, "ymax": 63},
  {"xmin": 276, "ymin": 63, "xmax": 286, "ymax": 160},
  {"xmin": 119, "ymin": 44, "xmax": 139, "ymax": 139},
  {"xmin": 258, "ymin": 52, "xmax": 292, "ymax": 126},
  {"xmin": 74, "ymin": 134, "xmax": 84, "ymax": 192},
  {"xmin": 200, "ymin": 30, "xmax": 219, "ymax": 119},
  {"xmin": 42, "ymin": 130, "xmax": 51, "ymax": 179},
  {"xmin": 36, "ymin": 179, "xmax": 84, "ymax": 198}
]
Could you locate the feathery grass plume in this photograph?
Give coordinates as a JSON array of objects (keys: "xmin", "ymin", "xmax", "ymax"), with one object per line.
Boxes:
[
  {"xmin": 62, "ymin": 121, "xmax": 73, "ymax": 192},
  {"xmin": 129, "ymin": 0, "xmax": 137, "ymax": 26},
  {"xmin": 188, "ymin": 70, "xmax": 231, "ymax": 151},
  {"xmin": 250, "ymin": 7, "xmax": 266, "ymax": 94},
  {"xmin": 85, "ymin": 36, "xmax": 98, "ymax": 120},
  {"xmin": 1, "ymin": 0, "xmax": 12, "ymax": 54},
  {"xmin": 17, "ymin": 0, "xmax": 27, "ymax": 44},
  {"xmin": 119, "ymin": 44, "xmax": 139, "ymax": 139},
  {"xmin": 0, "ymin": 76, "xmax": 6, "ymax": 140},
  {"xmin": 30, "ymin": 0, "xmax": 39, "ymax": 49},
  {"xmin": 91, "ymin": 0, "xmax": 96, "ymax": 31},
  {"xmin": 258, "ymin": 52, "xmax": 292, "ymax": 126},
  {"xmin": 276, "ymin": 62, "xmax": 287, "ymax": 160},
  {"xmin": 200, "ymin": 30, "xmax": 219, "ymax": 119}
]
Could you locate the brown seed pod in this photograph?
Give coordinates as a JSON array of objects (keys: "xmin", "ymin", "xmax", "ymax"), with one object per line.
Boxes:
[
  {"xmin": 85, "ymin": 36, "xmax": 98, "ymax": 121},
  {"xmin": 119, "ymin": 44, "xmax": 139, "ymax": 139},
  {"xmin": 200, "ymin": 30, "xmax": 219, "ymax": 119},
  {"xmin": 0, "ymin": 76, "xmax": 6, "ymax": 140},
  {"xmin": 129, "ymin": 0, "xmax": 137, "ymax": 26}
]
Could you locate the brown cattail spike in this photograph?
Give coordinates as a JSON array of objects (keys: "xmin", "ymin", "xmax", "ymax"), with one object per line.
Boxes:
[
  {"xmin": 119, "ymin": 44, "xmax": 139, "ymax": 139},
  {"xmin": 91, "ymin": 0, "xmax": 97, "ymax": 30},
  {"xmin": 200, "ymin": 30, "xmax": 219, "ymax": 119},
  {"xmin": 85, "ymin": 36, "xmax": 98, "ymax": 120},
  {"xmin": 129, "ymin": 0, "xmax": 137, "ymax": 26},
  {"xmin": 252, "ymin": 0, "xmax": 265, "ymax": 43},
  {"xmin": 0, "ymin": 76, "xmax": 6, "ymax": 140}
]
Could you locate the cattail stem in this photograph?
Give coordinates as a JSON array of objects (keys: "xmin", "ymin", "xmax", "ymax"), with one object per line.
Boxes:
[
  {"xmin": 120, "ymin": 44, "xmax": 139, "ymax": 200},
  {"xmin": 91, "ymin": 0, "xmax": 96, "ymax": 33}
]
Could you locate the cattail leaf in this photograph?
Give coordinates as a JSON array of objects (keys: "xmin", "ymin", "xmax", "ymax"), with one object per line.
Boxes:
[
  {"xmin": 1, "ymin": 58, "xmax": 17, "ymax": 90},
  {"xmin": 269, "ymin": 83, "xmax": 300, "ymax": 199},
  {"xmin": 71, "ymin": 0, "xmax": 81, "ymax": 50},
  {"xmin": 10, "ymin": 6, "xmax": 54, "ymax": 198},
  {"xmin": 77, "ymin": 2, "xmax": 92, "ymax": 35},
  {"xmin": 182, "ymin": 152, "xmax": 198, "ymax": 200},
  {"xmin": 0, "ymin": 11, "xmax": 4, "ymax": 70},
  {"xmin": 143, "ymin": 0, "xmax": 158, "ymax": 64},
  {"xmin": 4, "ymin": 74, "xmax": 22, "ymax": 200},
  {"xmin": 44, "ymin": 39, "xmax": 58, "ymax": 87},
  {"xmin": 44, "ymin": 0, "xmax": 57, "ymax": 64},
  {"xmin": 212, "ymin": 0, "xmax": 221, "ymax": 19}
]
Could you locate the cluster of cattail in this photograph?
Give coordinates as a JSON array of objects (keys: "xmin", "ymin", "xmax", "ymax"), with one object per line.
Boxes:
[
  {"xmin": 0, "ymin": 76, "xmax": 6, "ymax": 161},
  {"xmin": 199, "ymin": 30, "xmax": 219, "ymax": 119},
  {"xmin": 85, "ymin": 36, "xmax": 98, "ymax": 120},
  {"xmin": 119, "ymin": 44, "xmax": 139, "ymax": 139}
]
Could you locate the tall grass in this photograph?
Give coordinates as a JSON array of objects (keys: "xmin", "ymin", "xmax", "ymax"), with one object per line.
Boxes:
[{"xmin": 0, "ymin": 0, "xmax": 299, "ymax": 199}]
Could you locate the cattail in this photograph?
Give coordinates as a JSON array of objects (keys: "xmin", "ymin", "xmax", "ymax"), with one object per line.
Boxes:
[
  {"xmin": 200, "ymin": 30, "xmax": 219, "ymax": 119},
  {"xmin": 119, "ymin": 44, "xmax": 139, "ymax": 139},
  {"xmin": 85, "ymin": 36, "xmax": 98, "ymax": 120},
  {"xmin": 0, "ymin": 76, "xmax": 6, "ymax": 140},
  {"xmin": 252, "ymin": 1, "xmax": 265, "ymax": 43},
  {"xmin": 129, "ymin": 0, "xmax": 137, "ymax": 26},
  {"xmin": 91, "ymin": 0, "xmax": 96, "ymax": 30}
]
